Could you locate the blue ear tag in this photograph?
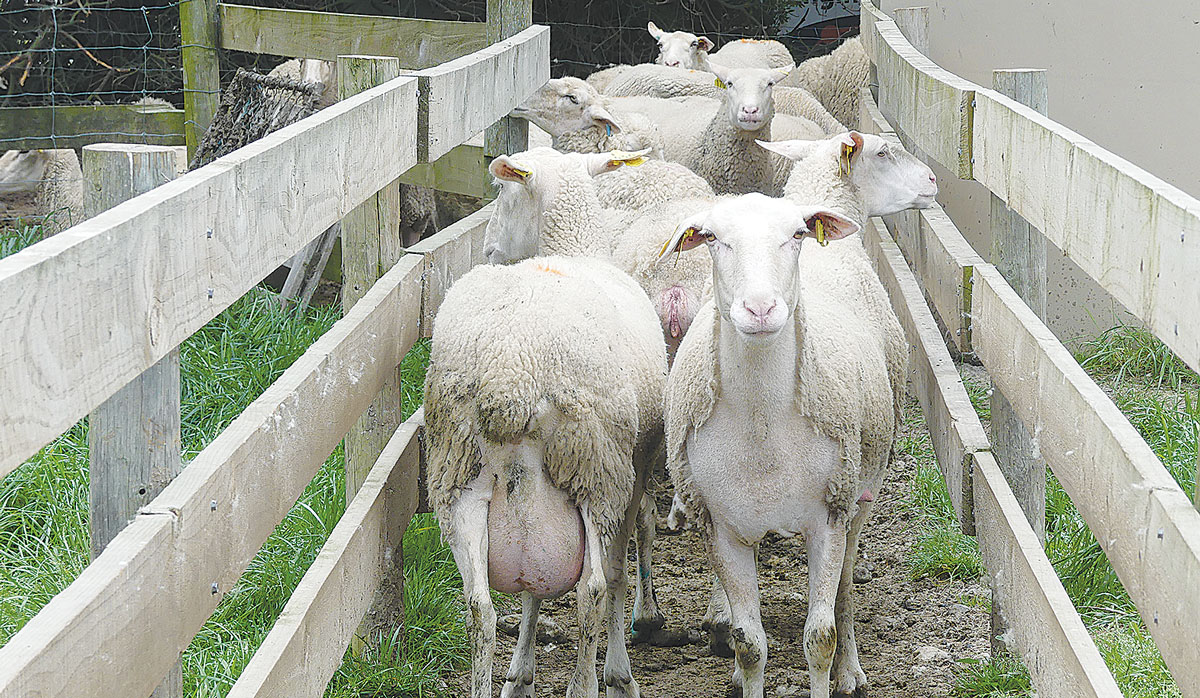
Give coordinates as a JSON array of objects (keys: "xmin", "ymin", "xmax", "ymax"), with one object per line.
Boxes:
[{"xmin": 605, "ymin": 123, "xmax": 612, "ymax": 136}]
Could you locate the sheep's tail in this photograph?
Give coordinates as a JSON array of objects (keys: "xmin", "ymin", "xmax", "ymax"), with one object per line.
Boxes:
[{"xmin": 475, "ymin": 355, "xmax": 539, "ymax": 443}]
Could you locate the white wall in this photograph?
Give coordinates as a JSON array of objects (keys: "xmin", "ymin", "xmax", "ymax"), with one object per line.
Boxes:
[{"xmin": 876, "ymin": 0, "xmax": 1200, "ymax": 342}]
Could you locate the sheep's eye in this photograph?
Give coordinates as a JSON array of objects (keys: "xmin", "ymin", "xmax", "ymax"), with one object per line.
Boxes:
[
  {"xmin": 704, "ymin": 232, "xmax": 716, "ymax": 243},
  {"xmin": 566, "ymin": 94, "xmax": 579, "ymax": 104},
  {"xmin": 690, "ymin": 40, "xmax": 698, "ymax": 47},
  {"xmin": 876, "ymin": 149, "xmax": 888, "ymax": 158},
  {"xmin": 793, "ymin": 229, "xmax": 807, "ymax": 239},
  {"xmin": 767, "ymin": 80, "xmax": 775, "ymax": 87}
]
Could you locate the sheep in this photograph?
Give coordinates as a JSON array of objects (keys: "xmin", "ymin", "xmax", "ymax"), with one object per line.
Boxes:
[
  {"xmin": 648, "ymin": 22, "xmax": 793, "ymax": 71},
  {"xmin": 267, "ymin": 58, "xmax": 338, "ymax": 108},
  {"xmin": 596, "ymin": 63, "xmax": 725, "ymax": 99},
  {"xmin": 425, "ymin": 253, "xmax": 667, "ymax": 698},
  {"xmin": 677, "ymin": 62, "xmax": 824, "ymax": 196},
  {"xmin": 481, "ymin": 147, "xmax": 711, "ymax": 646},
  {"xmin": 779, "ymin": 37, "xmax": 870, "ymax": 128},
  {"xmin": 512, "ymin": 76, "xmax": 666, "ymax": 158},
  {"xmin": 773, "ymin": 85, "xmax": 845, "ymax": 133},
  {"xmin": 660, "ymin": 193, "xmax": 897, "ymax": 698}
]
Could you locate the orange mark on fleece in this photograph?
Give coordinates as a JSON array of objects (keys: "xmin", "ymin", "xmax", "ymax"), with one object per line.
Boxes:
[{"xmin": 535, "ymin": 263, "xmax": 566, "ymax": 277}]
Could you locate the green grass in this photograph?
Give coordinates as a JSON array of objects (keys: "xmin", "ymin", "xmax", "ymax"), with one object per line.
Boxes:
[
  {"xmin": 953, "ymin": 654, "xmax": 1032, "ymax": 698},
  {"xmin": 0, "ymin": 274, "xmax": 459, "ymax": 696},
  {"xmin": 947, "ymin": 329, "xmax": 1195, "ymax": 697},
  {"xmin": 0, "ymin": 223, "xmax": 43, "ymax": 259},
  {"xmin": 896, "ymin": 403, "xmax": 983, "ymax": 582}
]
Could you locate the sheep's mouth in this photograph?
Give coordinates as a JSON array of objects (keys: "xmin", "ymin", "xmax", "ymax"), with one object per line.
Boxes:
[{"xmin": 736, "ymin": 116, "xmax": 766, "ymax": 130}]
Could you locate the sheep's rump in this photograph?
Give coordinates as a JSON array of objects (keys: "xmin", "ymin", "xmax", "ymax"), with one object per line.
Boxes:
[{"xmin": 425, "ymin": 257, "xmax": 666, "ymax": 541}]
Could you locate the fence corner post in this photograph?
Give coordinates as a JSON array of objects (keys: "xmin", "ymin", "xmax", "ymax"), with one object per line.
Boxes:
[
  {"xmin": 83, "ymin": 142, "xmax": 184, "ymax": 698},
  {"xmin": 337, "ymin": 53, "xmax": 407, "ymax": 653},
  {"xmin": 988, "ymin": 66, "xmax": 1049, "ymax": 656},
  {"xmin": 180, "ymin": 0, "xmax": 220, "ymax": 161},
  {"xmin": 484, "ymin": 0, "xmax": 532, "ymax": 159}
]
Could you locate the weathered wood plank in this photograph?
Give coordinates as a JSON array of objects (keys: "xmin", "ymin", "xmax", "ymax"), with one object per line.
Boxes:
[
  {"xmin": 972, "ymin": 264, "xmax": 1200, "ymax": 696},
  {"xmin": 180, "ymin": 0, "xmax": 220, "ymax": 158},
  {"xmin": 0, "ymin": 106, "xmax": 184, "ymax": 151},
  {"xmin": 484, "ymin": 0, "xmax": 532, "ymax": 157},
  {"xmin": 973, "ymin": 87, "xmax": 1200, "ymax": 374},
  {"xmin": 0, "ymin": 254, "xmax": 424, "ymax": 698},
  {"xmin": 416, "ymin": 25, "xmax": 549, "ymax": 161},
  {"xmin": 227, "ymin": 413, "xmax": 421, "ymax": 698},
  {"xmin": 399, "ymin": 142, "xmax": 490, "ymax": 198},
  {"xmin": 338, "ymin": 56, "xmax": 404, "ymax": 503},
  {"xmin": 0, "ymin": 74, "xmax": 419, "ymax": 479},
  {"xmin": 892, "ymin": 6, "xmax": 929, "ymax": 55},
  {"xmin": 869, "ymin": 21, "xmax": 974, "ymax": 178},
  {"xmin": 862, "ymin": 218, "xmax": 988, "ymax": 532},
  {"xmin": 406, "ymin": 201, "xmax": 493, "ymax": 337},
  {"xmin": 217, "ymin": 3, "xmax": 488, "ymax": 69},
  {"xmin": 972, "ymin": 451, "xmax": 1123, "ymax": 698}
]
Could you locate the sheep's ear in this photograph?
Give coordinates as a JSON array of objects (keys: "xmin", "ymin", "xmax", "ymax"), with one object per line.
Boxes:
[
  {"xmin": 585, "ymin": 149, "xmax": 651, "ymax": 176},
  {"xmin": 648, "ymin": 21, "xmax": 663, "ymax": 40},
  {"xmin": 657, "ymin": 216, "xmax": 710, "ymax": 262},
  {"xmin": 757, "ymin": 138, "xmax": 820, "ymax": 162},
  {"xmin": 489, "ymin": 155, "xmax": 531, "ymax": 183},
  {"xmin": 799, "ymin": 208, "xmax": 859, "ymax": 246},
  {"xmin": 837, "ymin": 131, "xmax": 866, "ymax": 176},
  {"xmin": 709, "ymin": 62, "xmax": 733, "ymax": 89},
  {"xmin": 697, "ymin": 36, "xmax": 714, "ymax": 52},
  {"xmin": 773, "ymin": 64, "xmax": 795, "ymax": 82},
  {"xmin": 585, "ymin": 103, "xmax": 623, "ymax": 134}
]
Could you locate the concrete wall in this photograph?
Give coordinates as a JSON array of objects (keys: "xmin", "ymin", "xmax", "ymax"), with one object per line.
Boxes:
[{"xmin": 876, "ymin": 1, "xmax": 1199, "ymax": 342}]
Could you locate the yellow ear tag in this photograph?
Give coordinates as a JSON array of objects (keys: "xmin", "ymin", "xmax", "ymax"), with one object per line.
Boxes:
[
  {"xmin": 608, "ymin": 150, "xmax": 647, "ymax": 167},
  {"xmin": 660, "ymin": 227, "xmax": 698, "ymax": 260},
  {"xmin": 839, "ymin": 143, "xmax": 853, "ymax": 177},
  {"xmin": 714, "ymin": 77, "xmax": 727, "ymax": 89},
  {"xmin": 512, "ymin": 167, "xmax": 531, "ymax": 179},
  {"xmin": 815, "ymin": 217, "xmax": 828, "ymax": 246}
]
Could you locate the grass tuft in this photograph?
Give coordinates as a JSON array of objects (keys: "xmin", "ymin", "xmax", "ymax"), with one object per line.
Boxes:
[
  {"xmin": 0, "ymin": 223, "xmax": 44, "ymax": 259},
  {"xmin": 1075, "ymin": 324, "xmax": 1198, "ymax": 389},
  {"xmin": 953, "ymin": 654, "xmax": 1032, "ymax": 698}
]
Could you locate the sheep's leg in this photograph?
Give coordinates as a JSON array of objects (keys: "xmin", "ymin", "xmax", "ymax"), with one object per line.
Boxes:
[
  {"xmin": 710, "ymin": 525, "xmax": 766, "ymax": 698},
  {"xmin": 567, "ymin": 505, "xmax": 607, "ymax": 698},
  {"xmin": 805, "ymin": 522, "xmax": 848, "ymax": 698},
  {"xmin": 604, "ymin": 490, "xmax": 642, "ymax": 698},
  {"xmin": 500, "ymin": 592, "xmax": 541, "ymax": 698},
  {"xmin": 665, "ymin": 492, "xmax": 688, "ymax": 532},
  {"xmin": 631, "ymin": 493, "xmax": 665, "ymax": 642},
  {"xmin": 832, "ymin": 501, "xmax": 874, "ymax": 697},
  {"xmin": 702, "ymin": 574, "xmax": 735, "ymax": 658},
  {"xmin": 446, "ymin": 487, "xmax": 495, "ymax": 698}
]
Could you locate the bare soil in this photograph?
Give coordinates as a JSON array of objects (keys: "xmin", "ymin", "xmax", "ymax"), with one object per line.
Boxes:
[{"xmin": 458, "ymin": 407, "xmax": 993, "ymax": 697}]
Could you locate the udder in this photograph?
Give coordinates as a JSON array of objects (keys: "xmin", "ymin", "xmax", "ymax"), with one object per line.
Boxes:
[{"xmin": 487, "ymin": 466, "xmax": 585, "ymax": 599}]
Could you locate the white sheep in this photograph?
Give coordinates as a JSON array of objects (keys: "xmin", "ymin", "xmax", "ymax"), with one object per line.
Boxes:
[
  {"xmin": 512, "ymin": 76, "xmax": 666, "ymax": 158},
  {"xmin": 779, "ymin": 37, "xmax": 870, "ymax": 129},
  {"xmin": 267, "ymin": 58, "xmax": 338, "ymax": 108},
  {"xmin": 648, "ymin": 22, "xmax": 793, "ymax": 71},
  {"xmin": 773, "ymin": 85, "xmax": 844, "ymax": 133},
  {"xmin": 676, "ymin": 62, "xmax": 823, "ymax": 196},
  {"xmin": 660, "ymin": 193, "xmax": 897, "ymax": 698},
  {"xmin": 425, "ymin": 253, "xmax": 666, "ymax": 698},
  {"xmin": 596, "ymin": 63, "xmax": 725, "ymax": 99},
  {"xmin": 481, "ymin": 148, "xmax": 710, "ymax": 645}
]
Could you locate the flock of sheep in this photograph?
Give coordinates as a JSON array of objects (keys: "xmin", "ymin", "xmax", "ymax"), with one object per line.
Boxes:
[{"xmin": 424, "ymin": 24, "xmax": 939, "ymax": 698}]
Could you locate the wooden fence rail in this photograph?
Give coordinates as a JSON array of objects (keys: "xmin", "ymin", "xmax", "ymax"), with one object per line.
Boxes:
[
  {"xmin": 861, "ymin": 0, "xmax": 1200, "ymax": 376},
  {"xmin": 860, "ymin": 8, "xmax": 1200, "ymax": 695}
]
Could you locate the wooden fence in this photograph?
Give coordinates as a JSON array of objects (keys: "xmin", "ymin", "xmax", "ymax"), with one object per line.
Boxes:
[
  {"xmin": 0, "ymin": 20, "xmax": 544, "ymax": 696},
  {"xmin": 859, "ymin": 3, "xmax": 1200, "ymax": 696}
]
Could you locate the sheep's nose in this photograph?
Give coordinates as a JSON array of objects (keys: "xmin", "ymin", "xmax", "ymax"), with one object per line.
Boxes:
[
  {"xmin": 743, "ymin": 299, "xmax": 776, "ymax": 319},
  {"xmin": 742, "ymin": 105, "xmax": 760, "ymax": 115},
  {"xmin": 929, "ymin": 173, "xmax": 937, "ymax": 185},
  {"xmin": 665, "ymin": 60, "xmax": 680, "ymax": 67}
]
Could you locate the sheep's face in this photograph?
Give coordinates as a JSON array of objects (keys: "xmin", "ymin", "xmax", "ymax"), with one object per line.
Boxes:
[
  {"xmin": 484, "ymin": 148, "xmax": 648, "ymax": 265},
  {"xmin": 710, "ymin": 64, "xmax": 793, "ymax": 132},
  {"xmin": 648, "ymin": 21, "xmax": 713, "ymax": 69},
  {"xmin": 659, "ymin": 194, "xmax": 858, "ymax": 339},
  {"xmin": 511, "ymin": 78, "xmax": 620, "ymax": 138},
  {"xmin": 761, "ymin": 132, "xmax": 939, "ymax": 215}
]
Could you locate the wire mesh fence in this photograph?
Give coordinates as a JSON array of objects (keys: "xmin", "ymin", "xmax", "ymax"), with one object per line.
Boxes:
[{"xmin": 0, "ymin": 0, "xmax": 859, "ymax": 232}]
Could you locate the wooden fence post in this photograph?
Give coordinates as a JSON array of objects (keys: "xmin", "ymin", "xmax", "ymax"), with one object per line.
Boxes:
[
  {"xmin": 893, "ymin": 7, "xmax": 929, "ymax": 54},
  {"xmin": 337, "ymin": 54, "xmax": 406, "ymax": 648},
  {"xmin": 83, "ymin": 143, "xmax": 183, "ymax": 698},
  {"xmin": 484, "ymin": 0, "xmax": 532, "ymax": 158},
  {"xmin": 989, "ymin": 67, "xmax": 1049, "ymax": 654},
  {"xmin": 180, "ymin": 0, "xmax": 221, "ymax": 160}
]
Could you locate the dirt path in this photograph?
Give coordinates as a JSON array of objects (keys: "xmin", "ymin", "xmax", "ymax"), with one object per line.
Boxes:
[{"xmin": 462, "ymin": 406, "xmax": 992, "ymax": 697}]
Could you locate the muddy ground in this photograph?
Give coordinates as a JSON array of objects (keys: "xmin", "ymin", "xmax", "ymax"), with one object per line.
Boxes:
[{"xmin": 457, "ymin": 404, "xmax": 993, "ymax": 697}]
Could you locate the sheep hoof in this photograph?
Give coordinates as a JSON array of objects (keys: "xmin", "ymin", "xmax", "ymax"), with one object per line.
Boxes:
[
  {"xmin": 631, "ymin": 614, "xmax": 665, "ymax": 639},
  {"xmin": 725, "ymin": 681, "xmax": 743, "ymax": 698},
  {"xmin": 632, "ymin": 626, "xmax": 697, "ymax": 646},
  {"xmin": 709, "ymin": 633, "xmax": 735, "ymax": 658},
  {"xmin": 833, "ymin": 687, "xmax": 868, "ymax": 698}
]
